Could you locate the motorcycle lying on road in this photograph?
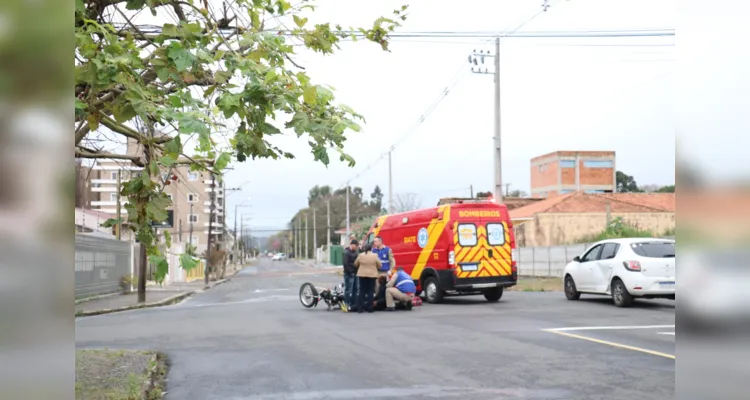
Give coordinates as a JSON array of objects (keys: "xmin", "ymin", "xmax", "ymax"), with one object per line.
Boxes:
[{"xmin": 298, "ymin": 281, "xmax": 417, "ymax": 312}]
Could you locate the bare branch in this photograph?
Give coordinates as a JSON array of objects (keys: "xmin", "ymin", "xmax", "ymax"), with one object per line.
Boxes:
[{"xmin": 75, "ymin": 149, "xmax": 145, "ymax": 166}]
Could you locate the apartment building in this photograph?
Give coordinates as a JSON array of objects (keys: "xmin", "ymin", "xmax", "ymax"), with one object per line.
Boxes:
[
  {"xmin": 530, "ymin": 151, "xmax": 616, "ymax": 198},
  {"xmin": 89, "ymin": 159, "xmax": 226, "ymax": 256}
]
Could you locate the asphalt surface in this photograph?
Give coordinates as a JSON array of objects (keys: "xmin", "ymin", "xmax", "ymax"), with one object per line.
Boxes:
[{"xmin": 76, "ymin": 258, "xmax": 675, "ymax": 400}]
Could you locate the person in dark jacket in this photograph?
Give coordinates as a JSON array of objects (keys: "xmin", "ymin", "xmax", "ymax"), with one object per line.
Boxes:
[{"xmin": 343, "ymin": 239, "xmax": 360, "ymax": 307}]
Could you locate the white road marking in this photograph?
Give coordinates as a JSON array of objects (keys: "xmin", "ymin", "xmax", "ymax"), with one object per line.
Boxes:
[
  {"xmin": 546, "ymin": 325, "xmax": 675, "ymax": 332},
  {"xmin": 657, "ymin": 332, "xmax": 675, "ymax": 335},
  {"xmin": 253, "ymin": 289, "xmax": 291, "ymax": 293}
]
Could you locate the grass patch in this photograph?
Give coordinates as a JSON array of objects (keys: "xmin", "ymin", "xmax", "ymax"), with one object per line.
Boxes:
[
  {"xmin": 76, "ymin": 349, "xmax": 168, "ymax": 400},
  {"xmin": 509, "ymin": 276, "xmax": 563, "ymax": 292},
  {"xmin": 575, "ymin": 216, "xmax": 670, "ymax": 243}
]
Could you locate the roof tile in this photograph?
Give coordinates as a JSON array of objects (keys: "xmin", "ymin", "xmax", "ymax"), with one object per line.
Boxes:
[{"xmin": 509, "ymin": 192, "xmax": 675, "ymax": 219}]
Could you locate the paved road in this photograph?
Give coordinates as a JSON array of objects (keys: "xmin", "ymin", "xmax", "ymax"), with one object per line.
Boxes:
[{"xmin": 76, "ymin": 258, "xmax": 675, "ymax": 400}]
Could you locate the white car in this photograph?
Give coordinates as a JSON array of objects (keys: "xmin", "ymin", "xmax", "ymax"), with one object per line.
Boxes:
[
  {"xmin": 563, "ymin": 238, "xmax": 675, "ymax": 307},
  {"xmin": 271, "ymin": 253, "xmax": 287, "ymax": 261}
]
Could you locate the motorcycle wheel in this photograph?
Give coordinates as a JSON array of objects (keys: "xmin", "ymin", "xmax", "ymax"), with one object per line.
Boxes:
[{"xmin": 299, "ymin": 282, "xmax": 318, "ymax": 308}]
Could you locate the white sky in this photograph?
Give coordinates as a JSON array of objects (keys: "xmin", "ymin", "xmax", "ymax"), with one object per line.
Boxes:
[{"xmin": 226, "ymin": 0, "xmax": 677, "ymax": 231}]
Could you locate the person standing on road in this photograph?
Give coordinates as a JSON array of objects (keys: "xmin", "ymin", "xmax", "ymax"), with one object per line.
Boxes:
[
  {"xmin": 385, "ymin": 266, "xmax": 416, "ymax": 311},
  {"xmin": 343, "ymin": 239, "xmax": 360, "ymax": 308},
  {"xmin": 354, "ymin": 244, "xmax": 381, "ymax": 313},
  {"xmin": 372, "ymin": 235, "xmax": 395, "ymax": 294}
]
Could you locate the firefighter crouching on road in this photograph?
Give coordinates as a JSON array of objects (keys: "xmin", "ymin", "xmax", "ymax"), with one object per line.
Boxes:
[{"xmin": 385, "ymin": 266, "xmax": 415, "ymax": 311}]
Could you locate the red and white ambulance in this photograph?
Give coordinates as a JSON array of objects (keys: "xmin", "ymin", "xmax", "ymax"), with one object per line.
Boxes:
[{"xmin": 363, "ymin": 199, "xmax": 517, "ymax": 303}]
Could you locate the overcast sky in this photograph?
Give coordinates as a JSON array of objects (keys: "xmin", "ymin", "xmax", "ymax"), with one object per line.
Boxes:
[{"xmin": 222, "ymin": 0, "xmax": 676, "ymax": 231}]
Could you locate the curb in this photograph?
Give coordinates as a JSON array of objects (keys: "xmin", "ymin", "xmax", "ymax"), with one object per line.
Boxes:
[
  {"xmin": 75, "ymin": 291, "xmax": 195, "ymax": 318},
  {"xmin": 75, "ymin": 292, "xmax": 122, "ymax": 305}
]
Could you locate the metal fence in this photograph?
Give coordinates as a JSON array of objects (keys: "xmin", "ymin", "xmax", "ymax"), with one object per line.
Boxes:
[
  {"xmin": 513, "ymin": 243, "xmax": 592, "ymax": 278},
  {"xmin": 512, "ymin": 236, "xmax": 675, "ymax": 278},
  {"xmin": 75, "ymin": 234, "xmax": 132, "ymax": 298}
]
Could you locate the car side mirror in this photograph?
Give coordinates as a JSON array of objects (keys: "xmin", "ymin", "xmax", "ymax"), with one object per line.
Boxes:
[{"xmin": 573, "ymin": 256, "xmax": 581, "ymax": 262}]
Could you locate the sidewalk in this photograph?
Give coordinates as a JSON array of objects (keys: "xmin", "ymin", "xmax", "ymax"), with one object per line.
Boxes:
[{"xmin": 75, "ymin": 264, "xmax": 247, "ymax": 316}]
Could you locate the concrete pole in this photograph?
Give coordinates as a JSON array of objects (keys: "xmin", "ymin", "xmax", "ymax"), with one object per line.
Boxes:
[
  {"xmin": 313, "ymin": 207, "xmax": 317, "ymax": 259},
  {"xmin": 493, "ymin": 37, "xmax": 503, "ymax": 204},
  {"xmin": 388, "ymin": 149, "xmax": 394, "ymax": 213},
  {"xmin": 345, "ymin": 184, "xmax": 350, "ymax": 238},
  {"xmin": 326, "ymin": 200, "xmax": 331, "ymax": 251},
  {"xmin": 304, "ymin": 212, "xmax": 309, "ymax": 259}
]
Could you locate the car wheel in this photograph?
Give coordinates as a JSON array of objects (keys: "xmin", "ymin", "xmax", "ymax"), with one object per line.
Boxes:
[
  {"xmin": 564, "ymin": 275, "xmax": 581, "ymax": 300},
  {"xmin": 611, "ymin": 278, "xmax": 634, "ymax": 307},
  {"xmin": 423, "ymin": 277, "xmax": 443, "ymax": 304},
  {"xmin": 483, "ymin": 287, "xmax": 503, "ymax": 302}
]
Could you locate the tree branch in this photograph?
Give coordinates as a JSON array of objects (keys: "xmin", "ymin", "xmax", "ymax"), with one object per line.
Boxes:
[{"xmin": 75, "ymin": 149, "xmax": 145, "ymax": 166}]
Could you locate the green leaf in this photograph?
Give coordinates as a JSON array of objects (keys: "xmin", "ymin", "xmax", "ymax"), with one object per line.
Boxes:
[
  {"xmin": 112, "ymin": 102, "xmax": 136, "ymax": 124},
  {"xmin": 141, "ymin": 170, "xmax": 151, "ymax": 186},
  {"xmin": 164, "ymin": 136, "xmax": 182, "ymax": 155},
  {"xmin": 293, "ymin": 15, "xmax": 308, "ymax": 28},
  {"xmin": 156, "ymin": 66, "xmax": 170, "ymax": 82},
  {"xmin": 125, "ymin": 0, "xmax": 146, "ymax": 11},
  {"xmin": 160, "ymin": 155, "xmax": 177, "ymax": 166},
  {"xmin": 214, "ymin": 70, "xmax": 232, "ymax": 84},
  {"xmin": 180, "ymin": 253, "xmax": 199, "ymax": 271},
  {"xmin": 303, "ymin": 85, "xmax": 317, "ymax": 105},
  {"xmin": 167, "ymin": 44, "xmax": 194, "ymax": 72},
  {"xmin": 101, "ymin": 218, "xmax": 122, "ymax": 228},
  {"xmin": 164, "ymin": 231, "xmax": 172, "ymax": 248},
  {"xmin": 262, "ymin": 122, "xmax": 281, "ymax": 134},
  {"xmin": 250, "ymin": 11, "xmax": 261, "ymax": 30},
  {"xmin": 149, "ymin": 160, "xmax": 158, "ymax": 177},
  {"xmin": 162, "ymin": 23, "xmax": 179, "ymax": 37},
  {"xmin": 168, "ymin": 95, "xmax": 183, "ymax": 107},
  {"xmin": 215, "ymin": 152, "xmax": 231, "ymax": 170},
  {"xmin": 147, "ymin": 201, "xmax": 168, "ymax": 222},
  {"xmin": 148, "ymin": 255, "xmax": 170, "ymax": 284}
]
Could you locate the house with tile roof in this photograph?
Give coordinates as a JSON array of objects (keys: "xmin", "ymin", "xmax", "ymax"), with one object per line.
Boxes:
[{"xmin": 509, "ymin": 192, "xmax": 675, "ymax": 247}]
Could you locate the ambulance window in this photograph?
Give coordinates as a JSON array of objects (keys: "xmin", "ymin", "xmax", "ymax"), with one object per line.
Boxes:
[
  {"xmin": 457, "ymin": 224, "xmax": 478, "ymax": 247},
  {"xmin": 487, "ymin": 223, "xmax": 505, "ymax": 246},
  {"xmin": 366, "ymin": 233, "xmax": 374, "ymax": 245}
]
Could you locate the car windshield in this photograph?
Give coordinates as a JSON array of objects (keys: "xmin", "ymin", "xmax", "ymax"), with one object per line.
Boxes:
[{"xmin": 630, "ymin": 242, "xmax": 675, "ymax": 258}]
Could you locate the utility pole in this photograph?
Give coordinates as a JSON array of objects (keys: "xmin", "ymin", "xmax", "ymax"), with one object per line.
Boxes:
[
  {"xmin": 470, "ymin": 184, "xmax": 474, "ymax": 198},
  {"xmin": 188, "ymin": 203, "xmax": 194, "ymax": 249},
  {"xmin": 504, "ymin": 183, "xmax": 512, "ymax": 197},
  {"xmin": 304, "ymin": 212, "xmax": 309, "ymax": 259},
  {"xmin": 492, "ymin": 37, "xmax": 502, "ymax": 204},
  {"xmin": 345, "ymin": 183, "xmax": 350, "ymax": 238},
  {"xmin": 312, "ymin": 207, "xmax": 317, "ymax": 260},
  {"xmin": 116, "ymin": 170, "xmax": 122, "ymax": 240},
  {"xmin": 206, "ymin": 172, "xmax": 216, "ymax": 286},
  {"xmin": 469, "ymin": 38, "xmax": 503, "ymax": 204},
  {"xmin": 388, "ymin": 148, "xmax": 394, "ymax": 213},
  {"xmin": 326, "ymin": 200, "xmax": 331, "ymax": 252}
]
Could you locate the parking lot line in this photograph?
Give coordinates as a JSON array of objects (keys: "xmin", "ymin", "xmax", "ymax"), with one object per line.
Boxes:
[
  {"xmin": 546, "ymin": 325, "xmax": 675, "ymax": 332},
  {"xmin": 543, "ymin": 329, "xmax": 676, "ymax": 360}
]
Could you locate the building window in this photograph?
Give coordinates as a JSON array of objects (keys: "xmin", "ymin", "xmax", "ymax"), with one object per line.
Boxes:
[
  {"xmin": 110, "ymin": 171, "xmax": 118, "ymax": 180},
  {"xmin": 188, "ymin": 214, "xmax": 198, "ymax": 223},
  {"xmin": 538, "ymin": 164, "xmax": 548, "ymax": 172},
  {"xmin": 560, "ymin": 190, "xmax": 573, "ymax": 194},
  {"xmin": 188, "ymin": 193, "xmax": 198, "ymax": 203},
  {"xmin": 187, "ymin": 172, "xmax": 199, "ymax": 181},
  {"xmin": 559, "ymin": 160, "xmax": 576, "ymax": 168},
  {"xmin": 189, "ymin": 236, "xmax": 199, "ymax": 245},
  {"xmin": 583, "ymin": 160, "xmax": 613, "ymax": 168},
  {"xmin": 167, "ymin": 194, "xmax": 173, "ymax": 201},
  {"xmin": 585, "ymin": 190, "xmax": 604, "ymax": 194},
  {"xmin": 110, "ymin": 193, "xmax": 118, "ymax": 201}
]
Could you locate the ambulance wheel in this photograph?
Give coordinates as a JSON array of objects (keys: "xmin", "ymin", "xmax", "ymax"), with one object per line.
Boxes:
[
  {"xmin": 484, "ymin": 287, "xmax": 503, "ymax": 302},
  {"xmin": 423, "ymin": 277, "xmax": 443, "ymax": 304}
]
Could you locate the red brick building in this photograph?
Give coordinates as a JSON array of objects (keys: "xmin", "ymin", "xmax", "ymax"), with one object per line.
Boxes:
[{"xmin": 530, "ymin": 151, "xmax": 616, "ymax": 198}]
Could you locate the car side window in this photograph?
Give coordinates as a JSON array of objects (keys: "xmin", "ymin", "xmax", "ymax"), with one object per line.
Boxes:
[
  {"xmin": 600, "ymin": 243, "xmax": 620, "ymax": 260},
  {"xmin": 581, "ymin": 245, "xmax": 603, "ymax": 262}
]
